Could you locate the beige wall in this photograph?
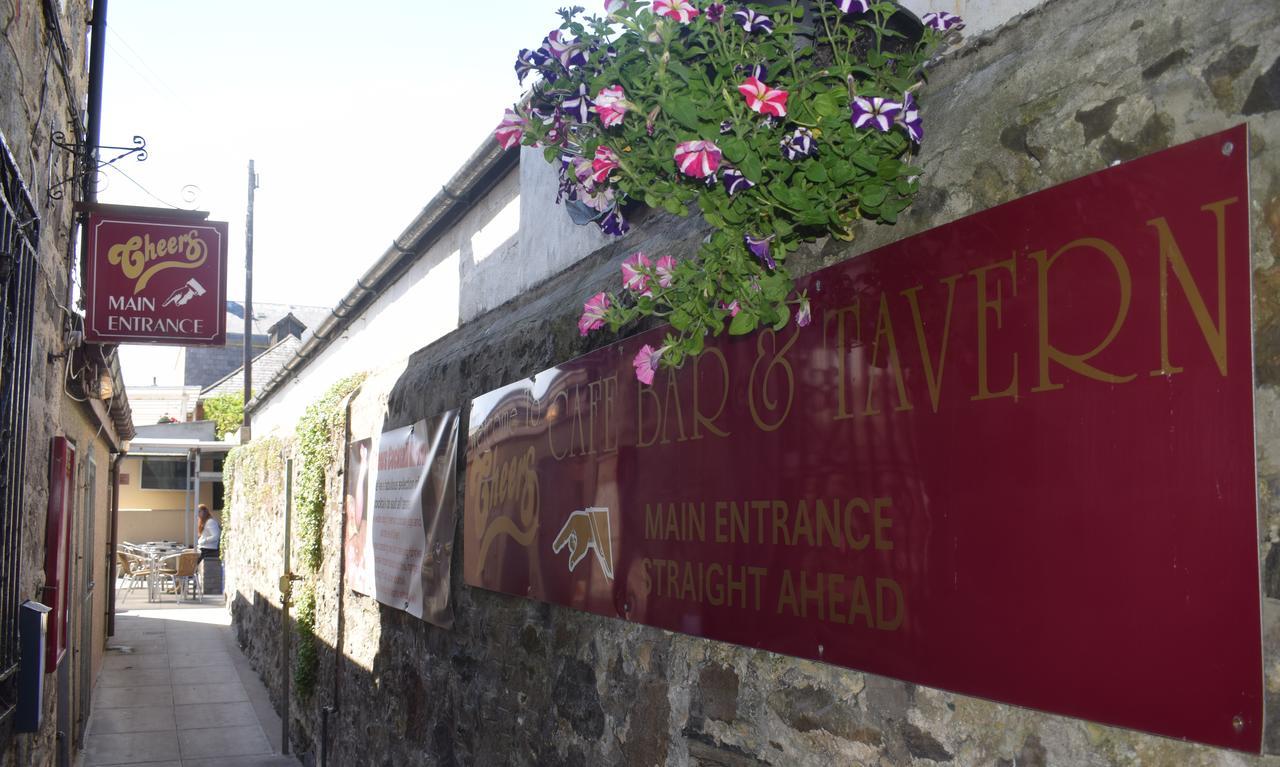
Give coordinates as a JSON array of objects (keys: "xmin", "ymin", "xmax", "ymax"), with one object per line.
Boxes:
[{"xmin": 117, "ymin": 455, "xmax": 218, "ymax": 546}]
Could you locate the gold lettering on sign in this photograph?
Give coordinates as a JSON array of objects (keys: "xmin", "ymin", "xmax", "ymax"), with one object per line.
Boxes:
[
  {"xmin": 1029, "ymin": 238, "xmax": 1135, "ymax": 392},
  {"xmin": 823, "ymin": 301, "xmax": 862, "ymax": 421},
  {"xmin": 863, "ymin": 293, "xmax": 913, "ymax": 415},
  {"xmin": 106, "ymin": 230, "xmax": 208, "ymax": 294},
  {"xmin": 970, "ymin": 256, "xmax": 1019, "ymax": 401},
  {"xmin": 474, "ymin": 446, "xmax": 540, "ymax": 562},
  {"xmin": 748, "ymin": 327, "xmax": 798, "ymax": 431},
  {"xmin": 1147, "ymin": 197, "xmax": 1236, "ymax": 377},
  {"xmin": 902, "ymin": 275, "xmax": 961, "ymax": 414},
  {"xmin": 692, "ymin": 347, "xmax": 730, "ymax": 439}
]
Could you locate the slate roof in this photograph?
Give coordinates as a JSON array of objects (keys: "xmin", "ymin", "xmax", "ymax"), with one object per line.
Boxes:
[{"xmin": 200, "ymin": 336, "xmax": 302, "ymax": 399}]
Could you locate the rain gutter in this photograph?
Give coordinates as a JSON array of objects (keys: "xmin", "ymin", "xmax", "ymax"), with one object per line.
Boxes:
[{"xmin": 245, "ymin": 138, "xmax": 517, "ymax": 417}]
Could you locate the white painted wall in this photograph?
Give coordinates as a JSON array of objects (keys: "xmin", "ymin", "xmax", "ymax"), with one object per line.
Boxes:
[{"xmin": 252, "ymin": 171, "xmax": 518, "ymax": 435}]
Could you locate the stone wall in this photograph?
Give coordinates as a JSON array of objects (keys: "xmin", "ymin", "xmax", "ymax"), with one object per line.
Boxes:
[
  {"xmin": 227, "ymin": 0, "xmax": 1280, "ymax": 764},
  {"xmin": 0, "ymin": 1, "xmax": 102, "ymax": 765}
]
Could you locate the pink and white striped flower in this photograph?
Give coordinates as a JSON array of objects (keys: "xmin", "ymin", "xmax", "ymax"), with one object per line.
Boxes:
[
  {"xmin": 593, "ymin": 85, "xmax": 630, "ymax": 128},
  {"xmin": 673, "ymin": 140, "xmax": 722, "ymax": 178},
  {"xmin": 579, "ymin": 292, "xmax": 611, "ymax": 336},
  {"xmin": 621, "ymin": 252, "xmax": 653, "ymax": 295},
  {"xmin": 633, "ymin": 344, "xmax": 666, "ymax": 384},
  {"xmin": 653, "ymin": 0, "xmax": 700, "ymax": 23},
  {"xmin": 655, "ymin": 255, "xmax": 677, "ymax": 289},
  {"xmin": 737, "ymin": 76, "xmax": 788, "ymax": 118},
  {"xmin": 493, "ymin": 108, "xmax": 525, "ymax": 150},
  {"xmin": 591, "ymin": 146, "xmax": 620, "ymax": 184}
]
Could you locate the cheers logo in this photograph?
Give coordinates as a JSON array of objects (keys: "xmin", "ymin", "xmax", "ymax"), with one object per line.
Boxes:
[
  {"xmin": 107, "ymin": 229, "xmax": 208, "ymax": 294},
  {"xmin": 473, "ymin": 445, "xmax": 540, "ymax": 564}
]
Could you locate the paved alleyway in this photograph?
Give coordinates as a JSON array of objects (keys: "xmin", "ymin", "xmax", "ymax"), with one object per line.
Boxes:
[{"xmin": 80, "ymin": 585, "xmax": 300, "ymax": 767}]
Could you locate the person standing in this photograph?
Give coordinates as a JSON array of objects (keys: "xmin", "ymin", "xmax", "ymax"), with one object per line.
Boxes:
[{"xmin": 197, "ymin": 504, "xmax": 221, "ymax": 562}]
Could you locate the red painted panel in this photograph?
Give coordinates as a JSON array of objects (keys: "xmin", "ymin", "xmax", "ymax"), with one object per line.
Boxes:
[
  {"xmin": 84, "ymin": 205, "xmax": 228, "ymax": 346},
  {"xmin": 43, "ymin": 437, "xmax": 75, "ymax": 673},
  {"xmin": 464, "ymin": 126, "xmax": 1260, "ymax": 750}
]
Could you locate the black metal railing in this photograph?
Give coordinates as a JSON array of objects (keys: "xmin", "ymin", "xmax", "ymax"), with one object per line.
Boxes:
[{"xmin": 0, "ymin": 132, "xmax": 39, "ymax": 683}]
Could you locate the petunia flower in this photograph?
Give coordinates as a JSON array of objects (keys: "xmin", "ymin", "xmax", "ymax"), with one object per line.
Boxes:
[
  {"xmin": 922, "ymin": 11, "xmax": 964, "ymax": 31},
  {"xmin": 899, "ymin": 92, "xmax": 922, "ymax": 143},
  {"xmin": 722, "ymin": 167, "xmax": 754, "ymax": 195},
  {"xmin": 579, "ymin": 292, "xmax": 611, "ymax": 336},
  {"xmin": 720, "ymin": 299, "xmax": 741, "ymax": 317},
  {"xmin": 850, "ymin": 96, "xmax": 902, "ymax": 132},
  {"xmin": 493, "ymin": 108, "xmax": 526, "ymax": 150},
  {"xmin": 673, "ymin": 140, "xmax": 722, "ymax": 178},
  {"xmin": 593, "ymin": 85, "xmax": 629, "ymax": 128},
  {"xmin": 653, "ymin": 0, "xmax": 700, "ymax": 23},
  {"xmin": 732, "ymin": 7, "xmax": 774, "ymax": 34},
  {"xmin": 738, "ymin": 76, "xmax": 788, "ymax": 117},
  {"xmin": 633, "ymin": 344, "xmax": 667, "ymax": 384},
  {"xmin": 591, "ymin": 146, "xmax": 620, "ymax": 184},
  {"xmin": 780, "ymin": 127, "xmax": 817, "ymax": 161},
  {"xmin": 745, "ymin": 233, "xmax": 776, "ymax": 269},
  {"xmin": 835, "ymin": 0, "xmax": 870, "ymax": 13},
  {"xmin": 705, "ymin": 2, "xmax": 725, "ymax": 22},
  {"xmin": 514, "ymin": 48, "xmax": 550, "ymax": 84},
  {"xmin": 543, "ymin": 30, "xmax": 587, "ymax": 68},
  {"xmin": 599, "ymin": 206, "xmax": 630, "ymax": 236},
  {"xmin": 796, "ymin": 296, "xmax": 812, "ymax": 327},
  {"xmin": 621, "ymin": 252, "xmax": 653, "ymax": 295},
  {"xmin": 655, "ymin": 255, "xmax": 677, "ymax": 288},
  {"xmin": 719, "ymin": 120, "xmax": 734, "ymax": 134},
  {"xmin": 562, "ymin": 83, "xmax": 594, "ymax": 123},
  {"xmin": 604, "ymin": 0, "xmax": 627, "ymax": 15}
]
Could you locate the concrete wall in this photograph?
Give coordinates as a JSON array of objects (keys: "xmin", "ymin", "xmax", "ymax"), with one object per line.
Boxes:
[{"xmin": 229, "ymin": 0, "xmax": 1280, "ymax": 764}]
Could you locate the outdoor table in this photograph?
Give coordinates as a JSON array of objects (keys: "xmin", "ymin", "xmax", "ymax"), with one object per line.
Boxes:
[{"xmin": 140, "ymin": 543, "xmax": 184, "ymax": 602}]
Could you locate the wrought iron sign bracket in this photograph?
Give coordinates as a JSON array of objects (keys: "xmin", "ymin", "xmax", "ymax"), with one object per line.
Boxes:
[{"xmin": 47, "ymin": 131, "xmax": 148, "ymax": 202}]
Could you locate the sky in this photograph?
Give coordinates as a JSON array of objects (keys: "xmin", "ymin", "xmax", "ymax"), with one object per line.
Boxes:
[{"xmin": 99, "ymin": 0, "xmax": 577, "ymax": 309}]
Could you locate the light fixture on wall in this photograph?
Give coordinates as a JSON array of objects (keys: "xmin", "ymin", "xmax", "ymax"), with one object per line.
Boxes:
[{"xmin": 90, "ymin": 368, "xmax": 114, "ymax": 400}]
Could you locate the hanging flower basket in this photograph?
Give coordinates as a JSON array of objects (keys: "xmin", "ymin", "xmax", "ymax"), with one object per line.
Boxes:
[{"xmin": 497, "ymin": 0, "xmax": 963, "ymax": 380}]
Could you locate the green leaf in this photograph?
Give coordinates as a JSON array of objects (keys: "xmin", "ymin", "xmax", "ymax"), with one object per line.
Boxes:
[
  {"xmin": 663, "ymin": 196, "xmax": 686, "ymax": 216},
  {"xmin": 804, "ymin": 162, "xmax": 829, "ymax": 183},
  {"xmin": 771, "ymin": 304, "xmax": 791, "ymax": 331},
  {"xmin": 721, "ymin": 138, "xmax": 748, "ymax": 164},
  {"xmin": 729, "ymin": 311, "xmax": 758, "ymax": 335},
  {"xmin": 666, "ymin": 97, "xmax": 700, "ymax": 131},
  {"xmin": 739, "ymin": 151, "xmax": 763, "ymax": 182},
  {"xmin": 671, "ymin": 309, "xmax": 693, "ymax": 331}
]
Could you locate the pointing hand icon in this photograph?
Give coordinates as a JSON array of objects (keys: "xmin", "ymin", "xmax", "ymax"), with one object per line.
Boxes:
[{"xmin": 551, "ymin": 507, "xmax": 614, "ymax": 579}]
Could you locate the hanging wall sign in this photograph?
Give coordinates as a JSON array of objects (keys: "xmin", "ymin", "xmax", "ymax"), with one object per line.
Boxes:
[
  {"xmin": 84, "ymin": 204, "xmax": 228, "ymax": 346},
  {"xmin": 464, "ymin": 126, "xmax": 1260, "ymax": 751}
]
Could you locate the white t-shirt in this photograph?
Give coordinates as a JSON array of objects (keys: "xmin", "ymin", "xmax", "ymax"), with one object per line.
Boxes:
[{"xmin": 198, "ymin": 517, "xmax": 221, "ymax": 549}]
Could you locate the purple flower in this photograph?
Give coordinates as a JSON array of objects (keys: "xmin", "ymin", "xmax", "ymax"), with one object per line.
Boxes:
[
  {"xmin": 562, "ymin": 83, "xmax": 593, "ymax": 123},
  {"xmin": 736, "ymin": 62, "xmax": 768, "ymax": 82},
  {"xmin": 850, "ymin": 96, "xmax": 902, "ymax": 132},
  {"xmin": 722, "ymin": 167, "xmax": 755, "ymax": 195},
  {"xmin": 732, "ymin": 7, "xmax": 774, "ymax": 34},
  {"xmin": 705, "ymin": 2, "xmax": 725, "ymax": 21},
  {"xmin": 899, "ymin": 92, "xmax": 922, "ymax": 143},
  {"xmin": 543, "ymin": 30, "xmax": 587, "ymax": 68},
  {"xmin": 780, "ymin": 127, "xmax": 817, "ymax": 161},
  {"xmin": 599, "ymin": 206, "xmax": 630, "ymax": 236},
  {"xmin": 515, "ymin": 48, "xmax": 550, "ymax": 84},
  {"xmin": 745, "ymin": 233, "xmax": 776, "ymax": 270},
  {"xmin": 922, "ymin": 11, "xmax": 964, "ymax": 31},
  {"xmin": 719, "ymin": 120, "xmax": 734, "ymax": 134},
  {"xmin": 796, "ymin": 296, "xmax": 812, "ymax": 327},
  {"xmin": 835, "ymin": 0, "xmax": 870, "ymax": 13}
]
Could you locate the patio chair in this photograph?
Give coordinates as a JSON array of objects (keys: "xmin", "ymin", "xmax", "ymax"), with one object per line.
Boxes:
[
  {"xmin": 160, "ymin": 550, "xmax": 201, "ymax": 602},
  {"xmin": 117, "ymin": 551, "xmax": 153, "ymax": 602}
]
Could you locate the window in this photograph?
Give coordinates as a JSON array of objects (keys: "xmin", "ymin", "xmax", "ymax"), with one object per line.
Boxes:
[
  {"xmin": 140, "ymin": 458, "xmax": 187, "ymax": 490},
  {"xmin": 0, "ymin": 132, "xmax": 39, "ymax": 683}
]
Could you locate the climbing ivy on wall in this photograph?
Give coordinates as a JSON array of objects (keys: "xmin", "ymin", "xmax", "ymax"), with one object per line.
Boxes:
[{"xmin": 291, "ymin": 372, "xmax": 368, "ymax": 699}]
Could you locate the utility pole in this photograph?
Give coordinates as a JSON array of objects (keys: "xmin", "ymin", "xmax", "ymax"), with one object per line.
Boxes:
[{"xmin": 241, "ymin": 160, "xmax": 257, "ymax": 443}]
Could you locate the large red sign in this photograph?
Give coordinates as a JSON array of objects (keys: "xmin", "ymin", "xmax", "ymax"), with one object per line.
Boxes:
[
  {"xmin": 84, "ymin": 205, "xmax": 228, "ymax": 345},
  {"xmin": 464, "ymin": 126, "xmax": 1259, "ymax": 750}
]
